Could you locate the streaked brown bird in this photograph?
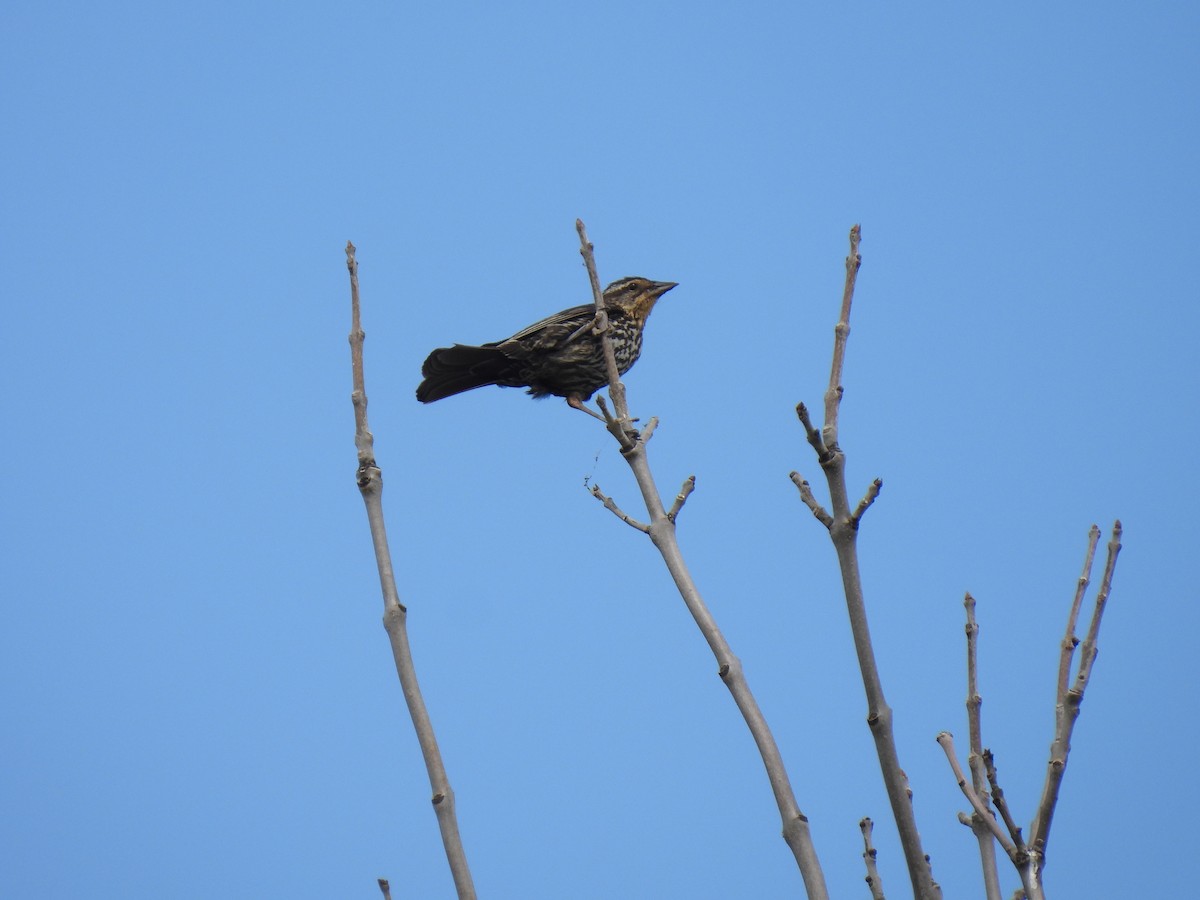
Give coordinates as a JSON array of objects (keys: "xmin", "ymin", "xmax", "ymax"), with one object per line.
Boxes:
[{"xmin": 416, "ymin": 276, "xmax": 676, "ymax": 411}]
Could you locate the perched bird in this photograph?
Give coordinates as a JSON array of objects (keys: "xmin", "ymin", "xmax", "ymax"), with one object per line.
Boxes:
[{"xmin": 416, "ymin": 276, "xmax": 677, "ymax": 411}]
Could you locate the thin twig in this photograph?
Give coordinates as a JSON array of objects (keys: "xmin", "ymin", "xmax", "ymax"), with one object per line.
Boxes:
[
  {"xmin": 849, "ymin": 479, "xmax": 883, "ymax": 527},
  {"xmin": 589, "ymin": 483, "xmax": 650, "ymax": 532},
  {"xmin": 962, "ymin": 594, "xmax": 1004, "ymax": 900},
  {"xmin": 822, "ymin": 224, "xmax": 861, "ymax": 450},
  {"xmin": 666, "ymin": 476, "xmax": 696, "ymax": 522},
  {"xmin": 346, "ymin": 243, "xmax": 476, "ymax": 900},
  {"xmin": 788, "ymin": 472, "xmax": 833, "ymax": 527},
  {"xmin": 640, "ymin": 416, "xmax": 659, "ymax": 443},
  {"xmin": 860, "ymin": 817, "xmax": 886, "ymax": 900},
  {"xmin": 795, "ymin": 402, "xmax": 827, "ymax": 460},
  {"xmin": 1073, "ymin": 521, "xmax": 1122, "ymax": 693},
  {"xmin": 982, "ymin": 750, "xmax": 1024, "ymax": 849},
  {"xmin": 377, "ymin": 879, "xmax": 392, "ymax": 900},
  {"xmin": 936, "ymin": 733, "xmax": 1019, "ymax": 858},
  {"xmin": 1056, "ymin": 527, "xmax": 1099, "ymax": 704}
]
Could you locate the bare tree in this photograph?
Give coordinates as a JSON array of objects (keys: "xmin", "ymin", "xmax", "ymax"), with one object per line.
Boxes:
[{"xmin": 344, "ymin": 226, "xmax": 1122, "ymax": 899}]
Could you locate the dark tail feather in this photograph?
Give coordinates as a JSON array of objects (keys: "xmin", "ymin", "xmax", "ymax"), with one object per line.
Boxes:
[{"xmin": 416, "ymin": 344, "xmax": 515, "ymax": 402}]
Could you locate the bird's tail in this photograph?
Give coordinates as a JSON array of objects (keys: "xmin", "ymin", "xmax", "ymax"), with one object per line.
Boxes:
[{"xmin": 416, "ymin": 344, "xmax": 514, "ymax": 403}]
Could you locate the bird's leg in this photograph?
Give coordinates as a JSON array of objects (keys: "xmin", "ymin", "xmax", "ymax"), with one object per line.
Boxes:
[{"xmin": 566, "ymin": 394, "xmax": 606, "ymax": 421}]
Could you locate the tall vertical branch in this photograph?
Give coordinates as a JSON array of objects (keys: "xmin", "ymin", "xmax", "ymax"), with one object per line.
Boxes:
[
  {"xmin": 791, "ymin": 226, "xmax": 941, "ymax": 900},
  {"xmin": 345, "ymin": 243, "xmax": 476, "ymax": 900},
  {"xmin": 962, "ymin": 594, "xmax": 1004, "ymax": 900},
  {"xmin": 575, "ymin": 222, "xmax": 830, "ymax": 900}
]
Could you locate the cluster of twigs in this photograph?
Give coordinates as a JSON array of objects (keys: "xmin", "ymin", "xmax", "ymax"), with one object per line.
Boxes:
[
  {"xmin": 937, "ymin": 522, "xmax": 1122, "ymax": 900},
  {"xmin": 344, "ymin": 226, "xmax": 1122, "ymax": 899}
]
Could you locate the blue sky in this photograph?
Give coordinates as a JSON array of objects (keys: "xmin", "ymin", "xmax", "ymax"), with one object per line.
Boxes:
[{"xmin": 3, "ymin": 2, "xmax": 1196, "ymax": 897}]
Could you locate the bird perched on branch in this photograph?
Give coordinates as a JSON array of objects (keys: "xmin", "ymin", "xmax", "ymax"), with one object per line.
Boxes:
[{"xmin": 416, "ymin": 277, "xmax": 677, "ymax": 411}]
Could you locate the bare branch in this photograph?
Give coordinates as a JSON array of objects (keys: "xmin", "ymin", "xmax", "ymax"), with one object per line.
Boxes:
[
  {"xmin": 964, "ymin": 595, "xmax": 982, "ymax": 757},
  {"xmin": 962, "ymin": 594, "xmax": 1004, "ymax": 900},
  {"xmin": 1056, "ymin": 526, "xmax": 1099, "ymax": 703},
  {"xmin": 577, "ymin": 222, "xmax": 829, "ymax": 899},
  {"xmin": 1029, "ymin": 522, "xmax": 1123, "ymax": 859},
  {"xmin": 1073, "ymin": 521, "xmax": 1122, "ymax": 693},
  {"xmin": 822, "ymin": 224, "xmax": 862, "ymax": 449},
  {"xmin": 936, "ymin": 733, "xmax": 1019, "ymax": 858},
  {"xmin": 789, "ymin": 471, "xmax": 834, "ymax": 527},
  {"xmin": 849, "ymin": 479, "xmax": 883, "ymax": 527},
  {"xmin": 588, "ymin": 483, "xmax": 650, "ymax": 533},
  {"xmin": 795, "ymin": 402, "xmax": 827, "ymax": 460},
  {"xmin": 576, "ymin": 219, "xmax": 635, "ymax": 439},
  {"xmin": 794, "ymin": 228, "xmax": 938, "ymax": 899},
  {"xmin": 345, "ymin": 243, "xmax": 476, "ymax": 900},
  {"xmin": 640, "ymin": 416, "xmax": 659, "ymax": 443},
  {"xmin": 859, "ymin": 817, "xmax": 886, "ymax": 900},
  {"xmin": 666, "ymin": 476, "xmax": 696, "ymax": 522},
  {"xmin": 377, "ymin": 879, "xmax": 392, "ymax": 900},
  {"xmin": 347, "ymin": 241, "xmax": 374, "ymax": 469},
  {"xmin": 982, "ymin": 750, "xmax": 1025, "ymax": 851}
]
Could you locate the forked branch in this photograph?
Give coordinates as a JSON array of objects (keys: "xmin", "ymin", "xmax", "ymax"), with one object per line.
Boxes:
[
  {"xmin": 1028, "ymin": 522, "xmax": 1123, "ymax": 856},
  {"xmin": 790, "ymin": 227, "xmax": 939, "ymax": 900},
  {"xmin": 575, "ymin": 221, "xmax": 829, "ymax": 899},
  {"xmin": 940, "ymin": 522, "xmax": 1123, "ymax": 900}
]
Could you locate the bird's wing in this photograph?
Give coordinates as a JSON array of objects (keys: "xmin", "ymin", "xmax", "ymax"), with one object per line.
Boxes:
[{"xmin": 496, "ymin": 304, "xmax": 597, "ymax": 354}]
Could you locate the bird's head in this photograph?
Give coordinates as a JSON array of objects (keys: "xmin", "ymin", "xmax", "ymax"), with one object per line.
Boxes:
[{"xmin": 602, "ymin": 277, "xmax": 677, "ymax": 323}]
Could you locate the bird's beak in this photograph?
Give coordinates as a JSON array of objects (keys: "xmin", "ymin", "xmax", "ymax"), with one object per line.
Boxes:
[{"xmin": 652, "ymin": 281, "xmax": 678, "ymax": 298}]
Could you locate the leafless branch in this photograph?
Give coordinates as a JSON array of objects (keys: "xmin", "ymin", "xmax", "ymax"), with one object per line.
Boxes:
[
  {"xmin": 576, "ymin": 220, "xmax": 636, "ymax": 445},
  {"xmin": 576, "ymin": 222, "xmax": 829, "ymax": 899},
  {"xmin": 789, "ymin": 471, "xmax": 833, "ymax": 527},
  {"xmin": 939, "ymin": 523, "xmax": 1122, "ymax": 900},
  {"xmin": 377, "ymin": 878, "xmax": 392, "ymax": 900},
  {"xmin": 962, "ymin": 594, "xmax": 1004, "ymax": 900},
  {"xmin": 850, "ymin": 479, "xmax": 883, "ymax": 527},
  {"xmin": 1056, "ymin": 527, "xmax": 1099, "ymax": 704},
  {"xmin": 1028, "ymin": 522, "xmax": 1123, "ymax": 858},
  {"xmin": 346, "ymin": 243, "xmax": 476, "ymax": 900},
  {"xmin": 982, "ymin": 750, "xmax": 1024, "ymax": 849},
  {"xmin": 588, "ymin": 483, "xmax": 650, "ymax": 532},
  {"xmin": 795, "ymin": 402, "xmax": 828, "ymax": 461},
  {"xmin": 822, "ymin": 224, "xmax": 861, "ymax": 449},
  {"xmin": 936, "ymin": 733, "xmax": 1018, "ymax": 858},
  {"xmin": 666, "ymin": 476, "xmax": 696, "ymax": 522},
  {"xmin": 859, "ymin": 817, "xmax": 886, "ymax": 900},
  {"xmin": 793, "ymin": 227, "xmax": 938, "ymax": 900}
]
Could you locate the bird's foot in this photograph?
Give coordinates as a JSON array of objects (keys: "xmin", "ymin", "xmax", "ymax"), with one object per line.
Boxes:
[{"xmin": 566, "ymin": 395, "xmax": 607, "ymax": 421}]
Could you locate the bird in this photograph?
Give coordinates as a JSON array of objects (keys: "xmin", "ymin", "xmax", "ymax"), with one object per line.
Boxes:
[{"xmin": 416, "ymin": 276, "xmax": 677, "ymax": 412}]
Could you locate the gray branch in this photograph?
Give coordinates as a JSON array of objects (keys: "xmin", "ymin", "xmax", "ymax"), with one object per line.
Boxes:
[
  {"xmin": 792, "ymin": 226, "xmax": 941, "ymax": 900},
  {"xmin": 345, "ymin": 243, "xmax": 475, "ymax": 899},
  {"xmin": 575, "ymin": 221, "xmax": 829, "ymax": 900}
]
